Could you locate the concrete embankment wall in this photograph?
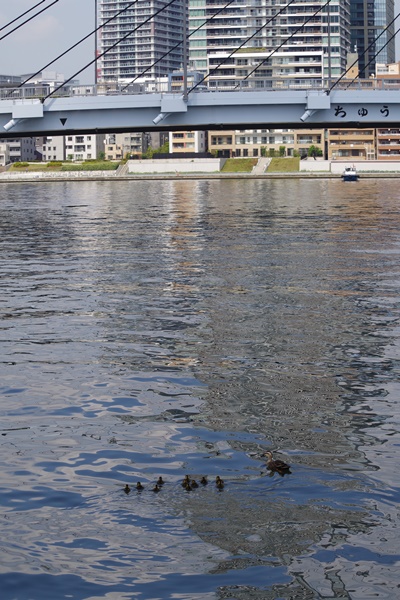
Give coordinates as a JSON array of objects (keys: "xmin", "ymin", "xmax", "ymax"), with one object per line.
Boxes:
[
  {"xmin": 0, "ymin": 171, "xmax": 117, "ymax": 181},
  {"xmin": 127, "ymin": 158, "xmax": 224, "ymax": 173},
  {"xmin": 300, "ymin": 160, "xmax": 400, "ymax": 173},
  {"xmin": 330, "ymin": 161, "xmax": 400, "ymax": 174},
  {"xmin": 299, "ymin": 160, "xmax": 331, "ymax": 172}
]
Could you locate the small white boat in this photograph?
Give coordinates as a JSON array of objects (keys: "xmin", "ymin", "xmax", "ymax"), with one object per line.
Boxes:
[{"xmin": 342, "ymin": 166, "xmax": 359, "ymax": 181}]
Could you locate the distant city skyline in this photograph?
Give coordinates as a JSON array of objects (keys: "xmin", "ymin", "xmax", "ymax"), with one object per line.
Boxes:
[{"xmin": 0, "ymin": 0, "xmax": 399, "ymax": 83}]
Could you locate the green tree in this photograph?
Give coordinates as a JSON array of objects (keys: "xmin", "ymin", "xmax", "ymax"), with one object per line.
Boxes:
[
  {"xmin": 279, "ymin": 145, "xmax": 286, "ymax": 157},
  {"xmin": 143, "ymin": 146, "xmax": 154, "ymax": 159},
  {"xmin": 308, "ymin": 145, "xmax": 323, "ymax": 159},
  {"xmin": 155, "ymin": 140, "xmax": 169, "ymax": 154}
]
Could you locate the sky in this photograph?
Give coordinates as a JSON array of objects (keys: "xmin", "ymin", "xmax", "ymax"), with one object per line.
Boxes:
[
  {"xmin": 0, "ymin": 0, "xmax": 399, "ymax": 83},
  {"xmin": 0, "ymin": 0, "xmax": 96, "ymax": 81}
]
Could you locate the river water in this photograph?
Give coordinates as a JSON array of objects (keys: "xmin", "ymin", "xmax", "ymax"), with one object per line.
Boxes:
[{"xmin": 0, "ymin": 178, "xmax": 400, "ymax": 599}]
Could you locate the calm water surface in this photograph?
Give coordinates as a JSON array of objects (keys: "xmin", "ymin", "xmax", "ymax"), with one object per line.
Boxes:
[{"xmin": 1, "ymin": 179, "xmax": 400, "ymax": 599}]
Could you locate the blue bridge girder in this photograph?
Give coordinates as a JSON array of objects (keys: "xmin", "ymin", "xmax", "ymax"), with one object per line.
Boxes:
[{"xmin": 0, "ymin": 88, "xmax": 399, "ymax": 137}]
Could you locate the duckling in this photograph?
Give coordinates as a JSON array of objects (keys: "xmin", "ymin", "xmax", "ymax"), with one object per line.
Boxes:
[
  {"xmin": 200, "ymin": 476, "xmax": 208, "ymax": 485},
  {"xmin": 265, "ymin": 451, "xmax": 291, "ymax": 472},
  {"xmin": 152, "ymin": 484, "xmax": 161, "ymax": 493},
  {"xmin": 215, "ymin": 476, "xmax": 224, "ymax": 489},
  {"xmin": 157, "ymin": 476, "xmax": 165, "ymax": 486},
  {"xmin": 183, "ymin": 481, "xmax": 192, "ymax": 492},
  {"xmin": 124, "ymin": 484, "xmax": 131, "ymax": 494},
  {"xmin": 181, "ymin": 475, "xmax": 190, "ymax": 487},
  {"xmin": 190, "ymin": 479, "xmax": 199, "ymax": 488},
  {"xmin": 136, "ymin": 482, "xmax": 144, "ymax": 491}
]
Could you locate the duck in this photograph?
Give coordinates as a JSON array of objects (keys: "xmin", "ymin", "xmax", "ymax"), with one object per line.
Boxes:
[
  {"xmin": 215, "ymin": 476, "xmax": 224, "ymax": 489},
  {"xmin": 152, "ymin": 484, "xmax": 161, "ymax": 493},
  {"xmin": 183, "ymin": 481, "xmax": 192, "ymax": 491},
  {"xmin": 181, "ymin": 475, "xmax": 190, "ymax": 487},
  {"xmin": 157, "ymin": 477, "xmax": 165, "ymax": 486},
  {"xmin": 200, "ymin": 476, "xmax": 208, "ymax": 485},
  {"xmin": 190, "ymin": 479, "xmax": 199, "ymax": 488},
  {"xmin": 265, "ymin": 451, "xmax": 291, "ymax": 472},
  {"xmin": 124, "ymin": 484, "xmax": 131, "ymax": 494},
  {"xmin": 136, "ymin": 482, "xmax": 144, "ymax": 491}
]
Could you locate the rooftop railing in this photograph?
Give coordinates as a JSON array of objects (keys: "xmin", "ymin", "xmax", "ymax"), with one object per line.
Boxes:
[{"xmin": 0, "ymin": 77, "xmax": 399, "ymax": 101}]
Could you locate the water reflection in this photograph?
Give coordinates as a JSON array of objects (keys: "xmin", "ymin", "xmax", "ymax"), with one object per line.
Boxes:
[{"xmin": 1, "ymin": 179, "xmax": 400, "ymax": 598}]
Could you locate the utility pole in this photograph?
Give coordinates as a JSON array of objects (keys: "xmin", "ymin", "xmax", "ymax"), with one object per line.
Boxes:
[
  {"xmin": 327, "ymin": 0, "xmax": 332, "ymax": 86},
  {"xmin": 95, "ymin": 0, "xmax": 98, "ymax": 86},
  {"xmin": 183, "ymin": 0, "xmax": 188, "ymax": 100}
]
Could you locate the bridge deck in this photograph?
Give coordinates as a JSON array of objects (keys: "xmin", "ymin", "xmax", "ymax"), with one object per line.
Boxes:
[{"xmin": 0, "ymin": 88, "xmax": 399, "ymax": 137}]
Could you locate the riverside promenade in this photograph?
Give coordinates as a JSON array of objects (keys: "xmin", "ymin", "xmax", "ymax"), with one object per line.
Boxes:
[{"xmin": 1, "ymin": 158, "xmax": 400, "ymax": 182}]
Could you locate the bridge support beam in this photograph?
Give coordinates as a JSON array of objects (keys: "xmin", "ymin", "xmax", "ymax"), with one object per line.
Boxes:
[{"xmin": 0, "ymin": 89, "xmax": 399, "ymax": 136}]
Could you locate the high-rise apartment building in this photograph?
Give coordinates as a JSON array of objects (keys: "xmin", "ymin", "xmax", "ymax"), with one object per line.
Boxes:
[
  {"xmin": 350, "ymin": 0, "xmax": 395, "ymax": 78},
  {"xmin": 189, "ymin": 0, "xmax": 351, "ymax": 87},
  {"xmin": 97, "ymin": 0, "xmax": 186, "ymax": 82}
]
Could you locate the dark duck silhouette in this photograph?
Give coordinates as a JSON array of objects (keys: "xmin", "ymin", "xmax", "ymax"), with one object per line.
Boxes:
[
  {"xmin": 124, "ymin": 484, "xmax": 131, "ymax": 494},
  {"xmin": 136, "ymin": 482, "xmax": 144, "ymax": 491},
  {"xmin": 157, "ymin": 477, "xmax": 165, "ymax": 486},
  {"xmin": 215, "ymin": 476, "xmax": 224, "ymax": 490},
  {"xmin": 265, "ymin": 451, "xmax": 291, "ymax": 473}
]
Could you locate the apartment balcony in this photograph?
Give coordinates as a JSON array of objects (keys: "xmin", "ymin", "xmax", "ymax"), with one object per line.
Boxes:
[
  {"xmin": 377, "ymin": 150, "xmax": 400, "ymax": 159},
  {"xmin": 377, "ymin": 133, "xmax": 400, "ymax": 140},
  {"xmin": 377, "ymin": 142, "xmax": 400, "ymax": 149}
]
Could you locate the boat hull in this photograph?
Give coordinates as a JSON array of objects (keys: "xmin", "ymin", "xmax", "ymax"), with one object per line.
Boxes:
[
  {"xmin": 342, "ymin": 167, "xmax": 358, "ymax": 182},
  {"xmin": 342, "ymin": 174, "xmax": 359, "ymax": 182}
]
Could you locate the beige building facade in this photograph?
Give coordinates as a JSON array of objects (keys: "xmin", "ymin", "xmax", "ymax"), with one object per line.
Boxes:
[
  {"xmin": 376, "ymin": 128, "xmax": 400, "ymax": 160},
  {"xmin": 169, "ymin": 131, "xmax": 206, "ymax": 154},
  {"xmin": 328, "ymin": 129, "xmax": 376, "ymax": 160},
  {"xmin": 208, "ymin": 129, "xmax": 324, "ymax": 158}
]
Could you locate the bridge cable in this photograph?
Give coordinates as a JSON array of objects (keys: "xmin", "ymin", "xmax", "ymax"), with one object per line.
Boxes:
[
  {"xmin": 0, "ymin": 0, "xmax": 60, "ymax": 42},
  {"xmin": 232, "ymin": 0, "xmax": 334, "ymax": 90},
  {"xmin": 120, "ymin": 0, "xmax": 237, "ymax": 92},
  {"xmin": 42, "ymin": 0, "xmax": 178, "ymax": 102},
  {"xmin": 0, "ymin": 0, "xmax": 49, "ymax": 33},
  {"xmin": 188, "ymin": 0, "xmax": 310, "ymax": 95},
  {"xmin": 329, "ymin": 13, "xmax": 400, "ymax": 94},
  {"xmin": 7, "ymin": 0, "xmax": 141, "ymax": 96}
]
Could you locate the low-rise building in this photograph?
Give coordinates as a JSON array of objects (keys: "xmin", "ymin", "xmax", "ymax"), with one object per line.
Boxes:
[
  {"xmin": 0, "ymin": 143, "xmax": 10, "ymax": 166},
  {"xmin": 169, "ymin": 131, "xmax": 206, "ymax": 154},
  {"xmin": 208, "ymin": 129, "xmax": 324, "ymax": 158},
  {"xmin": 42, "ymin": 136, "xmax": 65, "ymax": 161},
  {"xmin": 64, "ymin": 134, "xmax": 105, "ymax": 161},
  {"xmin": 376, "ymin": 128, "xmax": 400, "ymax": 160},
  {"xmin": 328, "ymin": 128, "xmax": 375, "ymax": 160},
  {"xmin": 104, "ymin": 133, "xmax": 151, "ymax": 160},
  {"xmin": 0, "ymin": 137, "xmax": 36, "ymax": 162}
]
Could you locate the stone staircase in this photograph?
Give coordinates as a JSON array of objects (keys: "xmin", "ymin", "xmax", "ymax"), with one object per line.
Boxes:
[
  {"xmin": 252, "ymin": 157, "xmax": 271, "ymax": 174},
  {"xmin": 115, "ymin": 162, "xmax": 129, "ymax": 177}
]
